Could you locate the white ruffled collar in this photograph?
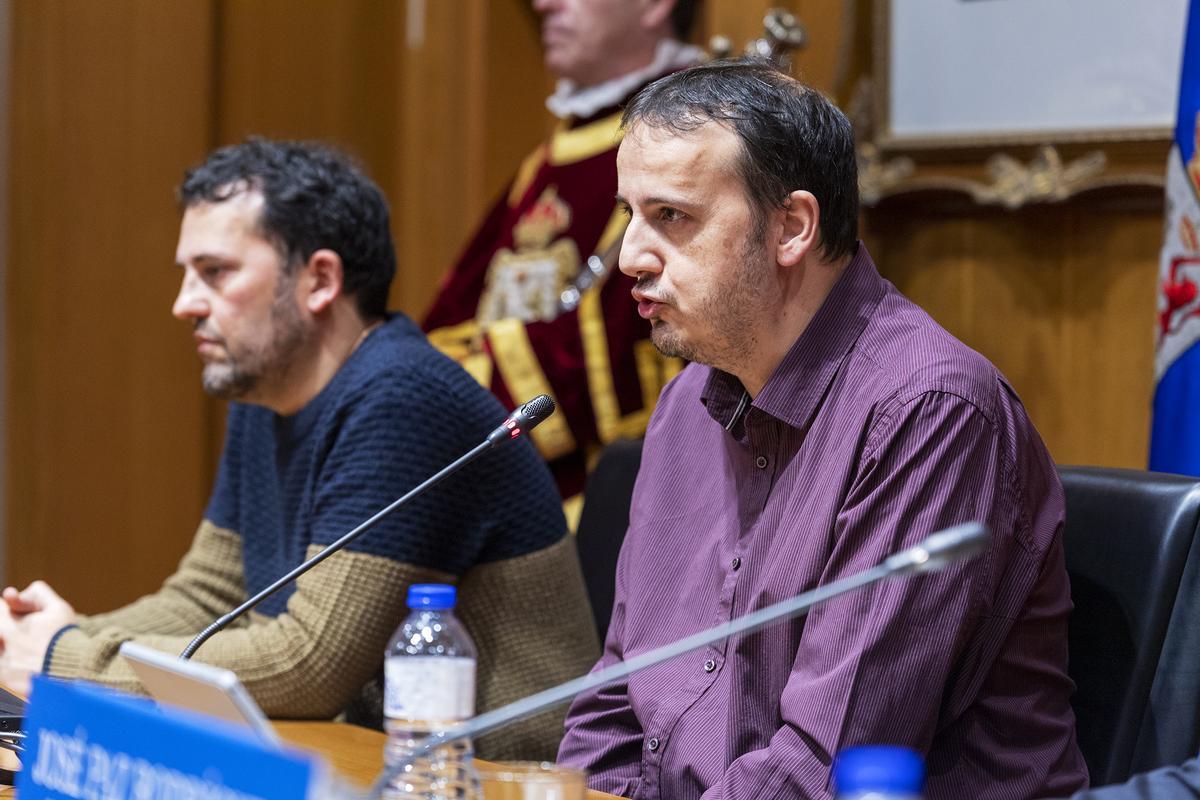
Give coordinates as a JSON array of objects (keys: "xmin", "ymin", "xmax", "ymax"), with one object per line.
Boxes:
[{"xmin": 545, "ymin": 39, "xmax": 705, "ymax": 120}]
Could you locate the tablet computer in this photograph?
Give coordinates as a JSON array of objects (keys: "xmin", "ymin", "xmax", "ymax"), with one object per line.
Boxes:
[{"xmin": 119, "ymin": 641, "xmax": 280, "ymax": 747}]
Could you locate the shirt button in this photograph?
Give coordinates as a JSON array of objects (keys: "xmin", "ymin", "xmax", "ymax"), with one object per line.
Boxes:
[
  {"xmin": 647, "ymin": 737, "xmax": 660, "ymax": 752},
  {"xmin": 755, "ymin": 455, "xmax": 769, "ymax": 469},
  {"xmin": 731, "ymin": 557, "xmax": 741, "ymax": 571},
  {"xmin": 704, "ymin": 658, "xmax": 717, "ymax": 673}
]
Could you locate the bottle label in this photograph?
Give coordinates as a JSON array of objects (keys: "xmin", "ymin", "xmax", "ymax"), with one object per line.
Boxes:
[{"xmin": 384, "ymin": 656, "xmax": 476, "ymax": 721}]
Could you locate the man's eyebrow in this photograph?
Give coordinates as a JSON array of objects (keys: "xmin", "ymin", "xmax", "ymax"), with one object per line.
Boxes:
[
  {"xmin": 175, "ymin": 253, "xmax": 228, "ymax": 269},
  {"xmin": 614, "ymin": 193, "xmax": 695, "ymax": 209}
]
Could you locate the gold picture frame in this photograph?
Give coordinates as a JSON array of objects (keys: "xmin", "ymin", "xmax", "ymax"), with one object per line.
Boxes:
[{"xmin": 857, "ymin": 0, "xmax": 1185, "ymax": 207}]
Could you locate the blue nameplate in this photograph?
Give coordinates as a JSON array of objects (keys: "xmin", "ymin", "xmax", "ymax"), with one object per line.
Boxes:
[{"xmin": 18, "ymin": 676, "xmax": 325, "ymax": 799}]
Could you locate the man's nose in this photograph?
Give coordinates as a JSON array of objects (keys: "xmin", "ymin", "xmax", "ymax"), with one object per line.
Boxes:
[
  {"xmin": 171, "ymin": 271, "xmax": 208, "ymax": 321},
  {"xmin": 618, "ymin": 218, "xmax": 662, "ymax": 280}
]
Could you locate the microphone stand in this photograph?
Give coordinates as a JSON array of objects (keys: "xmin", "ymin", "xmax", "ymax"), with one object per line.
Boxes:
[{"xmin": 181, "ymin": 395, "xmax": 556, "ymax": 660}]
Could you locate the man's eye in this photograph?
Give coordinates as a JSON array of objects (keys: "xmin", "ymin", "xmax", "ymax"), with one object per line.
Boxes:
[{"xmin": 657, "ymin": 207, "xmax": 686, "ymax": 223}]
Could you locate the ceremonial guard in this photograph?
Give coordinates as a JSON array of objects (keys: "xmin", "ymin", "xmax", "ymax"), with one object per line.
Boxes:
[{"xmin": 423, "ymin": 1, "xmax": 700, "ymax": 515}]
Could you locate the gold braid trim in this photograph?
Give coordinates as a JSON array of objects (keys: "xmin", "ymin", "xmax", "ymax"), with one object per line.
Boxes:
[
  {"xmin": 426, "ymin": 319, "xmax": 494, "ymax": 388},
  {"xmin": 487, "ymin": 317, "xmax": 576, "ymax": 460},
  {"xmin": 580, "ymin": 285, "xmax": 636, "ymax": 443},
  {"xmin": 508, "ymin": 144, "xmax": 548, "ymax": 207},
  {"xmin": 636, "ymin": 339, "xmax": 684, "ymax": 405},
  {"xmin": 549, "ymin": 112, "xmax": 623, "ymax": 166},
  {"xmin": 580, "ymin": 210, "xmax": 683, "ymax": 443}
]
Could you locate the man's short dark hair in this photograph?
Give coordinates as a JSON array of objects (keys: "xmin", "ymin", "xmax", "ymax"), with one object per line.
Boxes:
[
  {"xmin": 178, "ymin": 138, "xmax": 396, "ymax": 319},
  {"xmin": 622, "ymin": 57, "xmax": 859, "ymax": 261}
]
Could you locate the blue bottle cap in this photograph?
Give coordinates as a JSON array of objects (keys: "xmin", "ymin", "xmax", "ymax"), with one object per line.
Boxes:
[
  {"xmin": 833, "ymin": 746, "xmax": 923, "ymax": 795},
  {"xmin": 407, "ymin": 584, "xmax": 457, "ymax": 610}
]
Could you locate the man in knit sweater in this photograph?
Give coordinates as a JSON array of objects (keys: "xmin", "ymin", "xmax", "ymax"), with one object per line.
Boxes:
[{"xmin": 0, "ymin": 139, "xmax": 598, "ymax": 760}]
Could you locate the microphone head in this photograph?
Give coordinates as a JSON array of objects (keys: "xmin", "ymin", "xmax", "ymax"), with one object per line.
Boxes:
[
  {"xmin": 883, "ymin": 521, "xmax": 989, "ymax": 576},
  {"xmin": 486, "ymin": 394, "xmax": 557, "ymax": 446},
  {"xmin": 515, "ymin": 394, "xmax": 556, "ymax": 429}
]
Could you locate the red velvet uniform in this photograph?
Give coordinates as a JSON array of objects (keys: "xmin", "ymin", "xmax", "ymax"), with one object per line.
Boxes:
[{"xmin": 424, "ymin": 105, "xmax": 682, "ymax": 511}]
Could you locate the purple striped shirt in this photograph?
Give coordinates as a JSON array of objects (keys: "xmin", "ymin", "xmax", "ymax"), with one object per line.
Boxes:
[{"xmin": 558, "ymin": 246, "xmax": 1088, "ymax": 800}]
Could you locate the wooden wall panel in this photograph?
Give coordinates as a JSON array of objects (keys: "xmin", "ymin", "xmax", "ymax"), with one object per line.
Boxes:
[
  {"xmin": 4, "ymin": 0, "xmax": 1167, "ymax": 620},
  {"xmin": 394, "ymin": 0, "xmax": 487, "ymax": 319},
  {"xmin": 481, "ymin": 0, "xmax": 553, "ymax": 215},
  {"xmin": 865, "ymin": 195, "xmax": 1160, "ymax": 468},
  {"xmin": 6, "ymin": 0, "xmax": 218, "ymax": 612},
  {"xmin": 705, "ymin": 0, "xmax": 776, "ymax": 54},
  {"xmin": 0, "ymin": 0, "xmax": 11, "ymax": 584},
  {"xmin": 851, "ymin": 0, "xmax": 1163, "ymax": 470},
  {"xmin": 4, "ymin": 0, "xmax": 564, "ymax": 609},
  {"xmin": 215, "ymin": 0, "xmax": 403, "ymax": 309},
  {"xmin": 215, "ymin": 1, "xmax": 401, "ymax": 210},
  {"xmin": 395, "ymin": 0, "xmax": 547, "ymax": 320},
  {"xmin": 703, "ymin": 0, "xmax": 850, "ymax": 96}
]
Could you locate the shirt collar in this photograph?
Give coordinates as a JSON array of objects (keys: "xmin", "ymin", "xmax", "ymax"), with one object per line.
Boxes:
[{"xmin": 701, "ymin": 243, "xmax": 887, "ymax": 432}]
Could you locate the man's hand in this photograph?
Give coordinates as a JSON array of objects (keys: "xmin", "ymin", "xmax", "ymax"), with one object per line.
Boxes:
[
  {"xmin": 3, "ymin": 582, "xmax": 52, "ymax": 616},
  {"xmin": 0, "ymin": 581, "xmax": 76, "ymax": 697}
]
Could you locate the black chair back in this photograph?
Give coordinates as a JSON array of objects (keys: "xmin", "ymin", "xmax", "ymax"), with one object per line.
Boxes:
[
  {"xmin": 1060, "ymin": 466, "xmax": 1200, "ymax": 786},
  {"xmin": 575, "ymin": 438, "xmax": 643, "ymax": 642}
]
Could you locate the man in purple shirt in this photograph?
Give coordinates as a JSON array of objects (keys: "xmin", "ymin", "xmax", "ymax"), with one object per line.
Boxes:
[{"xmin": 557, "ymin": 58, "xmax": 1088, "ymax": 799}]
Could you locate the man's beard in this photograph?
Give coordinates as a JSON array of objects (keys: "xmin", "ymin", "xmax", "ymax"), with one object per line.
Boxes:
[
  {"xmin": 200, "ymin": 283, "xmax": 309, "ymax": 401},
  {"xmin": 646, "ymin": 229, "xmax": 775, "ymax": 372}
]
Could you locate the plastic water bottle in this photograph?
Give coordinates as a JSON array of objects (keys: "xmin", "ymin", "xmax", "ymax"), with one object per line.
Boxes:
[
  {"xmin": 833, "ymin": 745, "xmax": 924, "ymax": 800},
  {"xmin": 383, "ymin": 584, "xmax": 480, "ymax": 799}
]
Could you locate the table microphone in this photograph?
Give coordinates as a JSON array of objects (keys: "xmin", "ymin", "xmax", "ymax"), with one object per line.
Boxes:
[
  {"xmin": 179, "ymin": 394, "xmax": 556, "ymax": 661},
  {"xmin": 366, "ymin": 521, "xmax": 990, "ymax": 798}
]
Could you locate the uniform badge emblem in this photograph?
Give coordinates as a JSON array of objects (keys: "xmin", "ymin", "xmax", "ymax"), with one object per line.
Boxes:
[{"xmin": 478, "ymin": 186, "xmax": 579, "ymax": 324}]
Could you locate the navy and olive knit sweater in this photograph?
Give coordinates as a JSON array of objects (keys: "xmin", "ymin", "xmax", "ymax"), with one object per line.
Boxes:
[
  {"xmin": 209, "ymin": 313, "xmax": 567, "ymax": 612},
  {"xmin": 47, "ymin": 315, "xmax": 600, "ymax": 760}
]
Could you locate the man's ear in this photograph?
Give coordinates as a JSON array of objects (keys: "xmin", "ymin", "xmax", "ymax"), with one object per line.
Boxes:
[
  {"xmin": 776, "ymin": 190, "xmax": 820, "ymax": 268},
  {"xmin": 299, "ymin": 248, "xmax": 344, "ymax": 314},
  {"xmin": 640, "ymin": 0, "xmax": 676, "ymax": 31}
]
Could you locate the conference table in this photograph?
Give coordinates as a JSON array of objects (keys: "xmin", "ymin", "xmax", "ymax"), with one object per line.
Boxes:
[
  {"xmin": 0, "ymin": 721, "xmax": 618, "ymax": 798},
  {"xmin": 275, "ymin": 722, "xmax": 618, "ymax": 799}
]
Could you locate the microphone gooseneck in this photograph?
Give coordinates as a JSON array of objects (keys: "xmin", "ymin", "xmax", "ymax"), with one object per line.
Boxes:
[{"xmin": 179, "ymin": 395, "xmax": 556, "ymax": 661}]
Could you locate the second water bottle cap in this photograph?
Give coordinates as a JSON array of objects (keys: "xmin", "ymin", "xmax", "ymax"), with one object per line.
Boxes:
[
  {"xmin": 833, "ymin": 745, "xmax": 923, "ymax": 795},
  {"xmin": 407, "ymin": 583, "xmax": 457, "ymax": 610}
]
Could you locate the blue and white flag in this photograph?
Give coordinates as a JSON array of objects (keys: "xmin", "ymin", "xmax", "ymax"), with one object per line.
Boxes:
[{"xmin": 1151, "ymin": 0, "xmax": 1200, "ymax": 476}]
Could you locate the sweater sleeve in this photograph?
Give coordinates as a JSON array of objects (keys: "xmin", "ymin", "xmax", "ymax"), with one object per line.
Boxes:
[{"xmin": 47, "ymin": 543, "xmax": 454, "ymax": 718}]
